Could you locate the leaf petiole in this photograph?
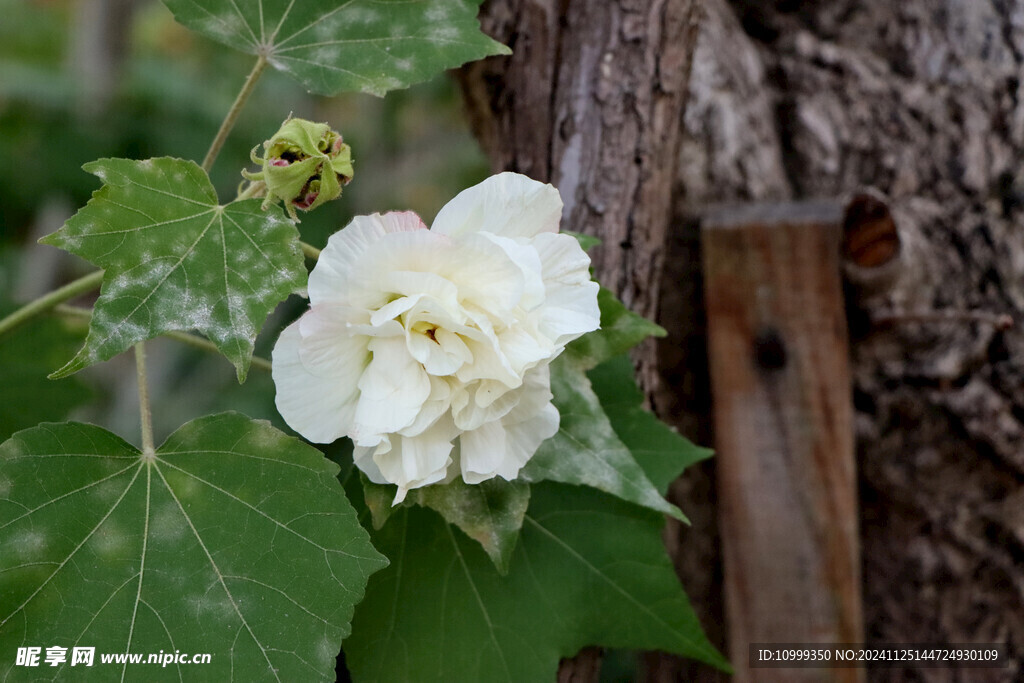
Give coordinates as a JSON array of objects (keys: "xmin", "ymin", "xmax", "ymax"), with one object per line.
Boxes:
[
  {"xmin": 0, "ymin": 269, "xmax": 103, "ymax": 340},
  {"xmin": 202, "ymin": 55, "xmax": 268, "ymax": 173},
  {"xmin": 134, "ymin": 342, "xmax": 156, "ymax": 458}
]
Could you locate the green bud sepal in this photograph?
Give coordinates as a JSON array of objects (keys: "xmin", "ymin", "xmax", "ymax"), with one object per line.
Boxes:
[{"xmin": 241, "ymin": 117, "xmax": 353, "ymax": 220}]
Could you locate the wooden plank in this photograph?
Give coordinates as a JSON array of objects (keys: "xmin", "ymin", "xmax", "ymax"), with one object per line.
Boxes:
[{"xmin": 702, "ymin": 201, "xmax": 863, "ymax": 683}]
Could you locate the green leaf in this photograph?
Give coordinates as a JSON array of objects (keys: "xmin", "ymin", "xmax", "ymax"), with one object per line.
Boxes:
[
  {"xmin": 360, "ymin": 473, "xmax": 399, "ymax": 530},
  {"xmin": 565, "ymin": 287, "xmax": 665, "ymax": 370},
  {"xmin": 0, "ymin": 305, "xmax": 90, "ymax": 442},
  {"xmin": 162, "ymin": 0, "xmax": 510, "ymax": 97},
  {"xmin": 362, "ymin": 474, "xmax": 529, "ymax": 575},
  {"xmin": 344, "ymin": 482, "xmax": 728, "ymax": 681},
  {"xmin": 0, "ymin": 413, "xmax": 387, "ymax": 682},
  {"xmin": 41, "ymin": 157, "xmax": 306, "ymax": 382},
  {"xmin": 521, "ymin": 356, "xmax": 686, "ymax": 522},
  {"xmin": 589, "ymin": 355, "xmax": 713, "ymax": 494}
]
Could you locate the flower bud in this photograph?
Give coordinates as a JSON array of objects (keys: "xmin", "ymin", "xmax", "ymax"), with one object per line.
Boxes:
[{"xmin": 242, "ymin": 117, "xmax": 353, "ymax": 220}]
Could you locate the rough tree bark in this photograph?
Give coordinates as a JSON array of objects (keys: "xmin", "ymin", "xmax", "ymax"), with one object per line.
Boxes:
[
  {"xmin": 672, "ymin": 1, "xmax": 1024, "ymax": 681},
  {"xmin": 462, "ymin": 0, "xmax": 1024, "ymax": 681}
]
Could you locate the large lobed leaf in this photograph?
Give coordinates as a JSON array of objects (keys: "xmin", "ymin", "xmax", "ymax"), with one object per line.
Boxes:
[
  {"xmin": 162, "ymin": 0, "xmax": 510, "ymax": 96},
  {"xmin": 0, "ymin": 413, "xmax": 387, "ymax": 681},
  {"xmin": 343, "ymin": 361, "xmax": 729, "ymax": 681},
  {"xmin": 41, "ymin": 157, "xmax": 306, "ymax": 382}
]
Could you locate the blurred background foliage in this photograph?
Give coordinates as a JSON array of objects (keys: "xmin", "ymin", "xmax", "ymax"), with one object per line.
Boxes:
[{"xmin": 0, "ymin": 0, "xmax": 490, "ymax": 444}]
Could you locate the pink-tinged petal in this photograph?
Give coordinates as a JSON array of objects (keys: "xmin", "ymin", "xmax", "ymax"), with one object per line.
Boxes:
[
  {"xmin": 431, "ymin": 172, "xmax": 563, "ymax": 239},
  {"xmin": 385, "ymin": 210, "xmax": 431, "ymax": 233},
  {"xmin": 272, "ymin": 318, "xmax": 361, "ymax": 444},
  {"xmin": 293, "ymin": 192, "xmax": 318, "ymax": 209},
  {"xmin": 310, "ymin": 211, "xmax": 428, "ymax": 305},
  {"xmin": 352, "ymin": 336, "xmax": 431, "ymax": 444}
]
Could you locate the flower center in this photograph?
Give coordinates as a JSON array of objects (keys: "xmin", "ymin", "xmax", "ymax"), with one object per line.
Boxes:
[{"xmin": 410, "ymin": 320, "xmax": 440, "ymax": 344}]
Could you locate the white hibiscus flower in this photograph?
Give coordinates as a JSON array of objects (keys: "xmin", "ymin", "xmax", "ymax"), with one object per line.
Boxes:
[{"xmin": 272, "ymin": 173, "xmax": 600, "ymax": 503}]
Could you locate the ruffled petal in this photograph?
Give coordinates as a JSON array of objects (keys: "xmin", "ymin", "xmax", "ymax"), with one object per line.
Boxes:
[
  {"xmin": 459, "ymin": 420, "xmax": 507, "ymax": 484},
  {"xmin": 497, "ymin": 402, "xmax": 559, "ymax": 477},
  {"xmin": 533, "ymin": 232, "xmax": 601, "ymax": 345},
  {"xmin": 272, "ymin": 318, "xmax": 364, "ymax": 443},
  {"xmin": 451, "ymin": 380, "xmax": 519, "ymax": 432},
  {"xmin": 460, "ymin": 365, "xmax": 559, "ymax": 482},
  {"xmin": 372, "ymin": 416, "xmax": 458, "ymax": 504},
  {"xmin": 352, "ymin": 336, "xmax": 431, "ymax": 445},
  {"xmin": 310, "ymin": 211, "xmax": 427, "ymax": 305},
  {"xmin": 353, "ymin": 444, "xmax": 388, "ymax": 484},
  {"xmin": 431, "ymin": 172, "xmax": 563, "ymax": 240}
]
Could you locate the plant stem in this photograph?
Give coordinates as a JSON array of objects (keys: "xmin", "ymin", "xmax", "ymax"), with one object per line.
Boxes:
[
  {"xmin": 236, "ymin": 179, "xmax": 266, "ymax": 201},
  {"xmin": 134, "ymin": 342, "xmax": 156, "ymax": 458},
  {"xmin": 56, "ymin": 305, "xmax": 273, "ymax": 373},
  {"xmin": 0, "ymin": 269, "xmax": 104, "ymax": 340},
  {"xmin": 301, "ymin": 241, "xmax": 321, "ymax": 260},
  {"xmin": 202, "ymin": 55, "xmax": 268, "ymax": 173}
]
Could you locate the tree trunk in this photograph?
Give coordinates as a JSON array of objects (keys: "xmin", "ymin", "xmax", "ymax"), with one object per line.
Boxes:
[
  {"xmin": 676, "ymin": 1, "xmax": 1024, "ymax": 680},
  {"xmin": 462, "ymin": 0, "xmax": 1024, "ymax": 681}
]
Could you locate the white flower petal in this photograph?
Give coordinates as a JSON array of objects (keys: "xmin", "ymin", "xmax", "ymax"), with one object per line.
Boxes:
[
  {"xmin": 459, "ymin": 363, "xmax": 558, "ymax": 482},
  {"xmin": 399, "ymin": 375, "xmax": 454, "ymax": 437},
  {"xmin": 460, "ymin": 401, "xmax": 558, "ymax": 484},
  {"xmin": 354, "ymin": 444, "xmax": 388, "ymax": 484},
  {"xmin": 431, "ymin": 172, "xmax": 563, "ymax": 240},
  {"xmin": 451, "ymin": 380, "xmax": 519, "ymax": 432},
  {"xmin": 459, "ymin": 420, "xmax": 507, "ymax": 484},
  {"xmin": 497, "ymin": 402, "xmax": 560, "ymax": 476},
  {"xmin": 310, "ymin": 211, "xmax": 428, "ymax": 305},
  {"xmin": 352, "ymin": 336, "xmax": 431, "ymax": 444},
  {"xmin": 475, "ymin": 232, "xmax": 546, "ymax": 311},
  {"xmin": 372, "ymin": 417, "xmax": 458, "ymax": 504},
  {"xmin": 533, "ymin": 233, "xmax": 601, "ymax": 345},
  {"xmin": 296, "ymin": 305, "xmax": 373, "ymax": 374},
  {"xmin": 272, "ymin": 319, "xmax": 362, "ymax": 443}
]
